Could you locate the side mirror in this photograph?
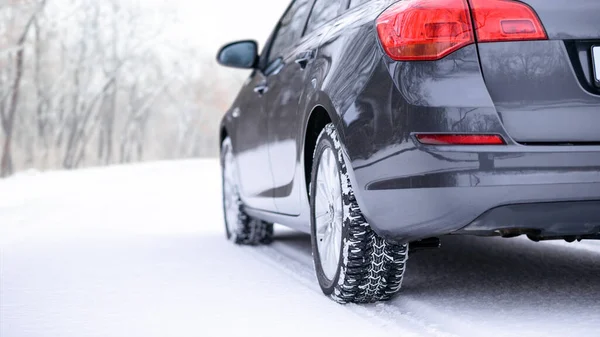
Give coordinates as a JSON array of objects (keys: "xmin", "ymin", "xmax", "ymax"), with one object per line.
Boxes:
[{"xmin": 217, "ymin": 40, "xmax": 259, "ymax": 69}]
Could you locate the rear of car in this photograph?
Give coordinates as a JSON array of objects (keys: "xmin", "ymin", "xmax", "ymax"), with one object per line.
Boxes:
[
  {"xmin": 329, "ymin": 0, "xmax": 600, "ymax": 243},
  {"xmin": 219, "ymin": 0, "xmax": 600, "ymax": 304}
]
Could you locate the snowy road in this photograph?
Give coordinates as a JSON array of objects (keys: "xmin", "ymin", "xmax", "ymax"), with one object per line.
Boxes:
[{"xmin": 2, "ymin": 160, "xmax": 600, "ymax": 337}]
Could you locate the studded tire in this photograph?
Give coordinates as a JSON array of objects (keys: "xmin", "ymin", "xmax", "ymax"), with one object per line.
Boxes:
[
  {"xmin": 221, "ymin": 137, "xmax": 273, "ymax": 246},
  {"xmin": 310, "ymin": 124, "xmax": 409, "ymax": 304}
]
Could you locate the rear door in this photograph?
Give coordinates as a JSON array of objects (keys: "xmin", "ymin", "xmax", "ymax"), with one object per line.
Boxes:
[
  {"xmin": 264, "ymin": 0, "xmax": 345, "ymax": 215},
  {"xmin": 475, "ymin": 0, "xmax": 600, "ymax": 143},
  {"xmin": 233, "ymin": 0, "xmax": 310, "ymax": 213}
]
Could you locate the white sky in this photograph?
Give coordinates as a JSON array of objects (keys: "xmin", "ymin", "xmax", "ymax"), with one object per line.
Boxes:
[{"xmin": 147, "ymin": 0, "xmax": 289, "ymax": 53}]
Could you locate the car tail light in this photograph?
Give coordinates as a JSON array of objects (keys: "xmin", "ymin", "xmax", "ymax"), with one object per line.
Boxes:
[
  {"xmin": 416, "ymin": 134, "xmax": 506, "ymax": 145},
  {"xmin": 468, "ymin": 0, "xmax": 547, "ymax": 42},
  {"xmin": 376, "ymin": 0, "xmax": 475, "ymax": 61},
  {"xmin": 376, "ymin": 0, "xmax": 547, "ymax": 61}
]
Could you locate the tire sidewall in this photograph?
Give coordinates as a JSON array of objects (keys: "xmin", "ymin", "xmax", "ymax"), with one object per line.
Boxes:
[{"xmin": 310, "ymin": 128, "xmax": 348, "ymax": 295}]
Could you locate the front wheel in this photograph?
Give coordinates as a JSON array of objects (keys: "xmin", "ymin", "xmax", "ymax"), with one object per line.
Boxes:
[
  {"xmin": 309, "ymin": 124, "xmax": 409, "ymax": 304},
  {"xmin": 221, "ymin": 137, "xmax": 273, "ymax": 245}
]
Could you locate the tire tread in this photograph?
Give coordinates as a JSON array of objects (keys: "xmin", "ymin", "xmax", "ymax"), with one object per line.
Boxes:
[{"xmin": 315, "ymin": 124, "xmax": 409, "ymax": 304}]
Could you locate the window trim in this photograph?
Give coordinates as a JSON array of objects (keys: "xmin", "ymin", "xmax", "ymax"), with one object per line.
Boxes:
[
  {"xmin": 301, "ymin": 0, "xmax": 318, "ymax": 37},
  {"xmin": 260, "ymin": 1, "xmax": 295, "ymax": 70},
  {"xmin": 303, "ymin": 0, "xmax": 349, "ymax": 37},
  {"xmin": 262, "ymin": 0, "xmax": 316, "ymax": 71}
]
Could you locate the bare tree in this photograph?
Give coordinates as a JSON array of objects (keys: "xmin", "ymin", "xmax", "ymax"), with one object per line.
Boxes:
[
  {"xmin": 0, "ymin": 0, "xmax": 243, "ymax": 177},
  {"xmin": 1, "ymin": 0, "xmax": 47, "ymax": 177}
]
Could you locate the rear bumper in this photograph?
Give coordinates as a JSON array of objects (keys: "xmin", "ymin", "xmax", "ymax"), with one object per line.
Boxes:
[
  {"xmin": 348, "ymin": 144, "xmax": 600, "ymax": 243},
  {"xmin": 456, "ymin": 200, "xmax": 600, "ymax": 239}
]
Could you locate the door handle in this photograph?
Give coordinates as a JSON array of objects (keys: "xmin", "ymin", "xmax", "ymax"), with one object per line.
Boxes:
[
  {"xmin": 295, "ymin": 50, "xmax": 315, "ymax": 69},
  {"xmin": 232, "ymin": 107, "xmax": 241, "ymax": 118},
  {"xmin": 254, "ymin": 83, "xmax": 269, "ymax": 96}
]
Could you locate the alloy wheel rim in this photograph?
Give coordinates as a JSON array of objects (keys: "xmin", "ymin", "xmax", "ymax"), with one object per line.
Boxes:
[{"xmin": 315, "ymin": 147, "xmax": 344, "ymax": 280}]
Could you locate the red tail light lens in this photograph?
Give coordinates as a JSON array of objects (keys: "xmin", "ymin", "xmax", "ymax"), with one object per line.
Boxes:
[
  {"xmin": 377, "ymin": 0, "xmax": 547, "ymax": 61},
  {"xmin": 416, "ymin": 134, "xmax": 506, "ymax": 145},
  {"xmin": 468, "ymin": 0, "xmax": 547, "ymax": 42},
  {"xmin": 376, "ymin": 0, "xmax": 475, "ymax": 61}
]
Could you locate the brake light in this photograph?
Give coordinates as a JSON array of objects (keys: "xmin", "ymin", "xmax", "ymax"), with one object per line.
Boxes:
[
  {"xmin": 376, "ymin": 0, "xmax": 475, "ymax": 61},
  {"xmin": 376, "ymin": 0, "xmax": 547, "ymax": 61},
  {"xmin": 416, "ymin": 134, "xmax": 506, "ymax": 145},
  {"xmin": 468, "ymin": 0, "xmax": 547, "ymax": 42}
]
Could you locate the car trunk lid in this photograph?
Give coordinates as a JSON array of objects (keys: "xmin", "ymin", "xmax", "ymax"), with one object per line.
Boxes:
[{"xmin": 473, "ymin": 0, "xmax": 600, "ymax": 143}]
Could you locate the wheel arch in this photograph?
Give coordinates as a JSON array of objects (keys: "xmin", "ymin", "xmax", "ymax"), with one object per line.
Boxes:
[
  {"xmin": 303, "ymin": 103, "xmax": 337, "ymax": 200},
  {"xmin": 219, "ymin": 126, "xmax": 229, "ymax": 146}
]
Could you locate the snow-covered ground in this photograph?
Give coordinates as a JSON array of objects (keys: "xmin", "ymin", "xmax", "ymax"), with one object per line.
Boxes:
[{"xmin": 2, "ymin": 159, "xmax": 600, "ymax": 337}]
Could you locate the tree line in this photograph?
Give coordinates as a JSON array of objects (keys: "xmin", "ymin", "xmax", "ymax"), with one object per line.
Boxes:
[{"xmin": 0, "ymin": 0, "xmax": 243, "ymax": 177}]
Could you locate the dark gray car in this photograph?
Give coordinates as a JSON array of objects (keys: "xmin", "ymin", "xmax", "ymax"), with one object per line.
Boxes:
[{"xmin": 217, "ymin": 0, "xmax": 600, "ymax": 304}]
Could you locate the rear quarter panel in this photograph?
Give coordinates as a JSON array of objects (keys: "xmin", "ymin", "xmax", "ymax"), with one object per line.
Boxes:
[{"xmin": 312, "ymin": 0, "xmax": 519, "ymax": 240}]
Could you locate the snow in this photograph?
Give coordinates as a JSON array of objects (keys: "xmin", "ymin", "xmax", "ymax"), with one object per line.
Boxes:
[{"xmin": 2, "ymin": 159, "xmax": 600, "ymax": 337}]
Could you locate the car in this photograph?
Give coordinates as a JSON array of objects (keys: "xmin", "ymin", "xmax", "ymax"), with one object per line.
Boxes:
[{"xmin": 216, "ymin": 0, "xmax": 600, "ymax": 304}]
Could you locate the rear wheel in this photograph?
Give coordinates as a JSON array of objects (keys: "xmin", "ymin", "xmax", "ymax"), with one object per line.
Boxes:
[
  {"xmin": 221, "ymin": 137, "xmax": 273, "ymax": 245},
  {"xmin": 310, "ymin": 124, "xmax": 409, "ymax": 303}
]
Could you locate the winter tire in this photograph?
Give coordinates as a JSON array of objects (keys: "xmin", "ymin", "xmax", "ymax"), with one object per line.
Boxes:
[
  {"xmin": 221, "ymin": 137, "xmax": 273, "ymax": 245},
  {"xmin": 310, "ymin": 124, "xmax": 409, "ymax": 304}
]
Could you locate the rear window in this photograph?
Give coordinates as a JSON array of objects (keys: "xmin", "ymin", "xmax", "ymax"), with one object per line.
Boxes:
[{"xmin": 305, "ymin": 0, "xmax": 345, "ymax": 35}]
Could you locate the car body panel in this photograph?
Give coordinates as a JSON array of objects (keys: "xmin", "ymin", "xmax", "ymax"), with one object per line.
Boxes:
[
  {"xmin": 475, "ymin": 0, "xmax": 600, "ymax": 143},
  {"xmin": 265, "ymin": 24, "xmax": 330, "ymax": 216},
  {"xmin": 478, "ymin": 41, "xmax": 600, "ymax": 143},
  {"xmin": 352, "ymin": 143, "xmax": 600, "ymax": 242},
  {"xmin": 516, "ymin": 0, "xmax": 599, "ymax": 40},
  {"xmin": 226, "ymin": 72, "xmax": 277, "ymax": 211}
]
